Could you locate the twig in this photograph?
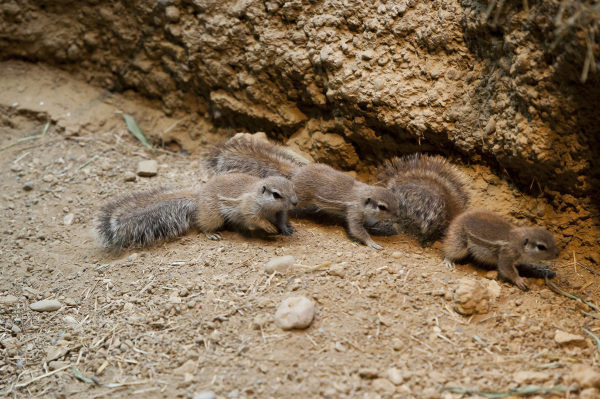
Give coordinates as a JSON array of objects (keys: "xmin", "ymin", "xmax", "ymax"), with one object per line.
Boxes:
[
  {"xmin": 1, "ymin": 122, "xmax": 50, "ymax": 152},
  {"xmin": 15, "ymin": 364, "xmax": 71, "ymax": 388},
  {"xmin": 76, "ymin": 154, "xmax": 99, "ymax": 171}
]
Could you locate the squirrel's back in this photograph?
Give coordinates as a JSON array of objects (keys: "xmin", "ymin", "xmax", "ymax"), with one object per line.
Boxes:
[
  {"xmin": 96, "ymin": 187, "xmax": 199, "ymax": 250},
  {"xmin": 205, "ymin": 134, "xmax": 308, "ymax": 178},
  {"xmin": 377, "ymin": 154, "xmax": 471, "ymax": 245}
]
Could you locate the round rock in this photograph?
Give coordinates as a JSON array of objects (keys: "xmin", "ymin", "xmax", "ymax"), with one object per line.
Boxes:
[
  {"xmin": 193, "ymin": 392, "xmax": 217, "ymax": 399},
  {"xmin": 274, "ymin": 296, "xmax": 314, "ymax": 330},
  {"xmin": 22, "ymin": 182, "xmax": 34, "ymax": 191},
  {"xmin": 264, "ymin": 255, "xmax": 295, "ymax": 274},
  {"xmin": 30, "ymin": 299, "xmax": 62, "ymax": 312}
]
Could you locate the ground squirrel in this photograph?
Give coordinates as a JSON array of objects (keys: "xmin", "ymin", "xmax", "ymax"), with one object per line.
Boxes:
[
  {"xmin": 206, "ymin": 135, "xmax": 399, "ymax": 249},
  {"xmin": 377, "ymin": 154, "xmax": 470, "ymax": 245},
  {"xmin": 443, "ymin": 210, "xmax": 560, "ymax": 290},
  {"xmin": 95, "ymin": 173, "xmax": 298, "ymax": 250},
  {"xmin": 205, "ymin": 133, "xmax": 309, "ymax": 179}
]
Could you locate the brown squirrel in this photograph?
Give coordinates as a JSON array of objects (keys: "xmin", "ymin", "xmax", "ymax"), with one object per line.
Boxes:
[
  {"xmin": 95, "ymin": 173, "xmax": 298, "ymax": 250},
  {"xmin": 376, "ymin": 154, "xmax": 471, "ymax": 245},
  {"xmin": 443, "ymin": 209, "xmax": 560, "ymax": 290},
  {"xmin": 205, "ymin": 135, "xmax": 399, "ymax": 249}
]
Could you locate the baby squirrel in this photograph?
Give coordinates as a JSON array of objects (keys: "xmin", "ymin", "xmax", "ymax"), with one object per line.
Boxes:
[
  {"xmin": 205, "ymin": 133, "xmax": 309, "ymax": 179},
  {"xmin": 95, "ymin": 173, "xmax": 298, "ymax": 250},
  {"xmin": 443, "ymin": 209, "xmax": 560, "ymax": 291},
  {"xmin": 377, "ymin": 154, "xmax": 471, "ymax": 245},
  {"xmin": 206, "ymin": 135, "xmax": 399, "ymax": 249}
]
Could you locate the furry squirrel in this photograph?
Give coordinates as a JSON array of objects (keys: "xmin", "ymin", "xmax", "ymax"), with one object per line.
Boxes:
[
  {"xmin": 205, "ymin": 135, "xmax": 399, "ymax": 249},
  {"xmin": 95, "ymin": 173, "xmax": 298, "ymax": 250},
  {"xmin": 443, "ymin": 209, "xmax": 560, "ymax": 290},
  {"xmin": 376, "ymin": 154, "xmax": 471, "ymax": 245}
]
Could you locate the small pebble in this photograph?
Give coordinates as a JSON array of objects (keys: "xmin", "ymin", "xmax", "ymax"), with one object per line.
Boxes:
[
  {"xmin": 328, "ymin": 263, "xmax": 346, "ymax": 278},
  {"xmin": 22, "ymin": 182, "xmax": 34, "ymax": 191},
  {"xmin": 123, "ymin": 171, "xmax": 137, "ymax": 182},
  {"xmin": 0, "ymin": 295, "xmax": 19, "ymax": 305},
  {"xmin": 63, "ymin": 315, "xmax": 78, "ymax": 324},
  {"xmin": 385, "ymin": 367, "xmax": 404, "ymax": 385},
  {"xmin": 137, "ymin": 160, "xmax": 158, "ymax": 177},
  {"xmin": 264, "ymin": 255, "xmax": 295, "ymax": 274},
  {"xmin": 165, "ymin": 5, "xmax": 180, "ymax": 22},
  {"xmin": 372, "ymin": 378, "xmax": 396, "ymax": 395},
  {"xmin": 513, "ymin": 370, "xmax": 549, "ymax": 384},
  {"xmin": 11, "ymin": 325, "xmax": 21, "ymax": 334},
  {"xmin": 42, "ymin": 174, "xmax": 54, "ymax": 183},
  {"xmin": 63, "ymin": 297, "xmax": 76, "ymax": 306},
  {"xmin": 391, "ymin": 251, "xmax": 403, "ymax": 259},
  {"xmin": 554, "ymin": 330, "xmax": 585, "ymax": 345},
  {"xmin": 274, "ymin": 296, "xmax": 314, "ymax": 330},
  {"xmin": 174, "ymin": 359, "xmax": 196, "ymax": 375},
  {"xmin": 30, "ymin": 299, "xmax": 62, "ymax": 312},
  {"xmin": 63, "ymin": 213, "xmax": 74, "ymax": 226},
  {"xmin": 193, "ymin": 391, "xmax": 217, "ymax": 399}
]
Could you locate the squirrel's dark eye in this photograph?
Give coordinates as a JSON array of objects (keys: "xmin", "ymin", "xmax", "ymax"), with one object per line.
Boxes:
[
  {"xmin": 537, "ymin": 244, "xmax": 547, "ymax": 251},
  {"xmin": 377, "ymin": 204, "xmax": 387, "ymax": 211},
  {"xmin": 272, "ymin": 192, "xmax": 282, "ymax": 199}
]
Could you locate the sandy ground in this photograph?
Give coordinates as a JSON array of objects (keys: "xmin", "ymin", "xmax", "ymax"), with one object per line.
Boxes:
[{"xmin": 1, "ymin": 62, "xmax": 600, "ymax": 398}]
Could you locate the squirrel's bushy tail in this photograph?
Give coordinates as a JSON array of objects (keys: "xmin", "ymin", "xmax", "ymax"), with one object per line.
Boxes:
[
  {"xmin": 205, "ymin": 135, "xmax": 308, "ymax": 178},
  {"xmin": 377, "ymin": 154, "xmax": 471, "ymax": 244},
  {"xmin": 95, "ymin": 187, "xmax": 198, "ymax": 250}
]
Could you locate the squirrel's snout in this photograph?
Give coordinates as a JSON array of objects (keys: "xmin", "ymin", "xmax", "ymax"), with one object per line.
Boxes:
[{"xmin": 290, "ymin": 196, "xmax": 298, "ymax": 206}]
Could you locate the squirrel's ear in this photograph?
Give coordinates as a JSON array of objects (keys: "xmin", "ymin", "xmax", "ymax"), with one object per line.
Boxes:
[
  {"xmin": 262, "ymin": 186, "xmax": 267, "ymax": 194},
  {"xmin": 365, "ymin": 197, "xmax": 372, "ymax": 206},
  {"xmin": 523, "ymin": 237, "xmax": 529, "ymax": 247}
]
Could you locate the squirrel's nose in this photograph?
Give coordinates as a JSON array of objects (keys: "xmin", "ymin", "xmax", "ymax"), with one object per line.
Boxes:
[{"xmin": 291, "ymin": 196, "xmax": 298, "ymax": 206}]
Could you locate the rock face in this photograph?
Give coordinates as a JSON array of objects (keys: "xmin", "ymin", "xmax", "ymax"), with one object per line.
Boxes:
[{"xmin": 1, "ymin": 1, "xmax": 598, "ymax": 195}]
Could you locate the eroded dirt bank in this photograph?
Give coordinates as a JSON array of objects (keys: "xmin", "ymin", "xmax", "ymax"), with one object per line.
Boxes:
[{"xmin": 1, "ymin": 0, "xmax": 599, "ymax": 197}]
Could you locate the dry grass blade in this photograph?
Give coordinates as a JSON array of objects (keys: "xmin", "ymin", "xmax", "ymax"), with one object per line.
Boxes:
[
  {"xmin": 545, "ymin": 277, "xmax": 600, "ymax": 312},
  {"xmin": 0, "ymin": 122, "xmax": 50, "ymax": 152},
  {"xmin": 584, "ymin": 328, "xmax": 600, "ymax": 354},
  {"xmin": 72, "ymin": 365, "xmax": 97, "ymax": 385},
  {"xmin": 120, "ymin": 113, "xmax": 152, "ymax": 148},
  {"xmin": 15, "ymin": 364, "xmax": 71, "ymax": 388},
  {"xmin": 442, "ymin": 384, "xmax": 573, "ymax": 397}
]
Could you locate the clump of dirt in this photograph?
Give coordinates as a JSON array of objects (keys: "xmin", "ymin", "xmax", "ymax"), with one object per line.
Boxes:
[
  {"xmin": 1, "ymin": 1, "xmax": 598, "ymax": 197},
  {"xmin": 1, "ymin": 61, "xmax": 600, "ymax": 398}
]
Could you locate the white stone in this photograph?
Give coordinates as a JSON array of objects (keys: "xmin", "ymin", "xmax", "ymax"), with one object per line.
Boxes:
[
  {"xmin": 63, "ymin": 213, "xmax": 74, "ymax": 226},
  {"xmin": 63, "ymin": 315, "xmax": 78, "ymax": 324},
  {"xmin": 385, "ymin": 367, "xmax": 404, "ymax": 385},
  {"xmin": 137, "ymin": 160, "xmax": 158, "ymax": 177},
  {"xmin": 30, "ymin": 299, "xmax": 62, "ymax": 312},
  {"xmin": 193, "ymin": 391, "xmax": 217, "ymax": 399},
  {"xmin": 0, "ymin": 295, "xmax": 19, "ymax": 305},
  {"xmin": 554, "ymin": 330, "xmax": 585, "ymax": 345},
  {"xmin": 264, "ymin": 255, "xmax": 295, "ymax": 274},
  {"xmin": 275, "ymin": 296, "xmax": 315, "ymax": 330}
]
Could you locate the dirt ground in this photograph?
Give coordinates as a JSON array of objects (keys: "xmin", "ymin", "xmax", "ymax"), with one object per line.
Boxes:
[{"xmin": 1, "ymin": 62, "xmax": 600, "ymax": 398}]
